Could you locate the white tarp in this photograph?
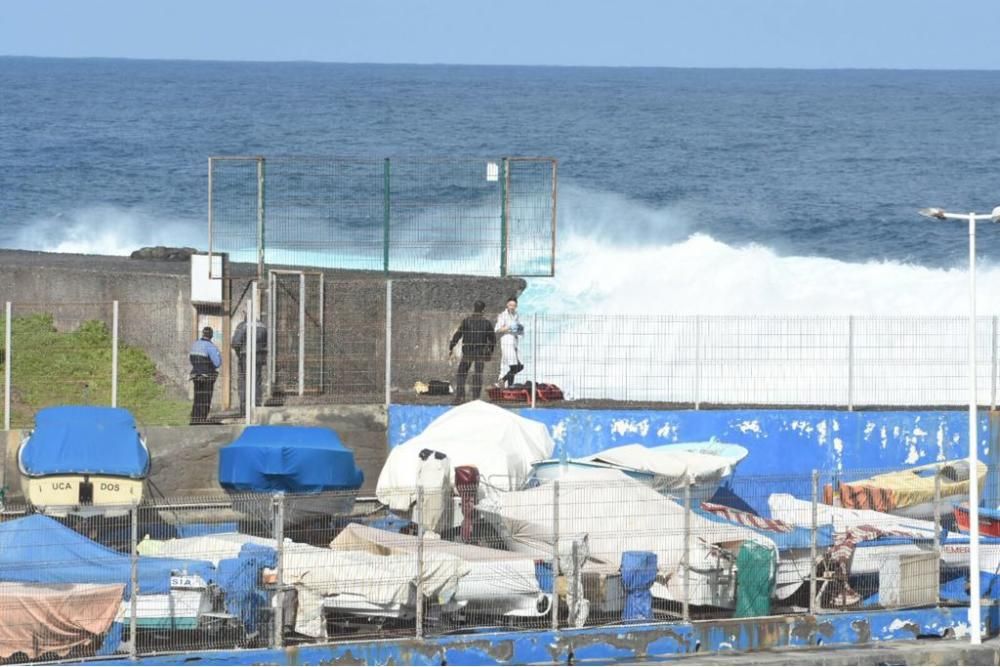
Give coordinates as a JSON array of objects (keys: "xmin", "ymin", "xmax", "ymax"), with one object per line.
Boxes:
[
  {"xmin": 137, "ymin": 532, "xmax": 468, "ymax": 638},
  {"xmin": 377, "ymin": 400, "xmax": 555, "ymax": 511},
  {"xmin": 330, "ymin": 523, "xmax": 541, "ymax": 600},
  {"xmin": 476, "ymin": 472, "xmax": 774, "ymax": 590},
  {"xmin": 583, "ymin": 443, "xmax": 738, "ymax": 490},
  {"xmin": 767, "ymin": 493, "xmax": 939, "ymax": 537}
]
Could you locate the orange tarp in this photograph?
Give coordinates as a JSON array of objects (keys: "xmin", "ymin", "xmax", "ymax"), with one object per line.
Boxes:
[{"xmin": 0, "ymin": 582, "xmax": 123, "ymax": 660}]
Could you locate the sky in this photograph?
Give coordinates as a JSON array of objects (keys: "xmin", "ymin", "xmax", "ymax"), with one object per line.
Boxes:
[{"xmin": 2, "ymin": 0, "xmax": 1000, "ymax": 70}]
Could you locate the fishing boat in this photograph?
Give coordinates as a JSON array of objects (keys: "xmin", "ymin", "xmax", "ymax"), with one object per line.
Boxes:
[
  {"xmin": 219, "ymin": 425, "xmax": 364, "ymax": 524},
  {"xmin": 18, "ymin": 406, "xmax": 149, "ymax": 517},
  {"xmin": 528, "ymin": 441, "xmax": 748, "ymax": 504},
  {"xmin": 835, "ymin": 459, "xmax": 986, "ymax": 520},
  {"xmin": 953, "ymin": 503, "xmax": 1000, "ymax": 538}
]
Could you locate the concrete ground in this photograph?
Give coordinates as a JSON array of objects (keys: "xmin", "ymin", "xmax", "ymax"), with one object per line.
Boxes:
[{"xmin": 650, "ymin": 635, "xmax": 1000, "ymax": 665}]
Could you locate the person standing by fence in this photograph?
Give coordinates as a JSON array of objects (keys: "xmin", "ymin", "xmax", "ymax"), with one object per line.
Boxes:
[
  {"xmin": 494, "ymin": 297, "xmax": 524, "ymax": 388},
  {"xmin": 189, "ymin": 326, "xmax": 221, "ymax": 425},
  {"xmin": 449, "ymin": 300, "xmax": 496, "ymax": 404},
  {"xmin": 231, "ymin": 315, "xmax": 268, "ymax": 416}
]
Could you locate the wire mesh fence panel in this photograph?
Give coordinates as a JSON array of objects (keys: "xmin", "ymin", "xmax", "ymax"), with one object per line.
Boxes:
[
  {"xmin": 699, "ymin": 316, "xmax": 850, "ymax": 407},
  {"xmin": 852, "ymin": 316, "xmax": 994, "ymax": 407},
  {"xmin": 506, "ymin": 158, "xmax": 557, "ymax": 277},
  {"xmin": 208, "ymin": 156, "xmax": 557, "ymax": 278},
  {"xmin": 265, "ymin": 158, "xmax": 385, "ymax": 272},
  {"xmin": 388, "ymin": 158, "xmax": 504, "ymax": 276},
  {"xmin": 209, "ymin": 157, "xmax": 261, "ymax": 267},
  {"xmin": 530, "ymin": 314, "xmax": 698, "ymax": 405}
]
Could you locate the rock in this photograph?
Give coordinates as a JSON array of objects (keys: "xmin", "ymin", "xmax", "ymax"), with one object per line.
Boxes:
[{"xmin": 129, "ymin": 246, "xmax": 199, "ymax": 261}]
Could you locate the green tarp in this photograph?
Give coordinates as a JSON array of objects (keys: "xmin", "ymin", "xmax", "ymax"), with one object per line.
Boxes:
[{"xmin": 735, "ymin": 541, "xmax": 776, "ymax": 618}]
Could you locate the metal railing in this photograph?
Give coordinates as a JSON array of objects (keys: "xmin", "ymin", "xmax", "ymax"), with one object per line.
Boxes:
[
  {"xmin": 6, "ymin": 300, "xmax": 1000, "ymax": 429},
  {"xmin": 0, "ymin": 461, "xmax": 977, "ymax": 663}
]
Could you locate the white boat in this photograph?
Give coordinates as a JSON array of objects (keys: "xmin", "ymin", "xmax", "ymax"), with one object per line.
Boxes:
[
  {"xmin": 477, "ymin": 471, "xmax": 775, "ymax": 610},
  {"xmin": 529, "ymin": 441, "xmax": 748, "ymax": 505},
  {"xmin": 329, "ymin": 523, "xmax": 552, "ymax": 619},
  {"xmin": 18, "ymin": 406, "xmax": 149, "ymax": 517},
  {"xmin": 377, "ymin": 400, "xmax": 555, "ymax": 531}
]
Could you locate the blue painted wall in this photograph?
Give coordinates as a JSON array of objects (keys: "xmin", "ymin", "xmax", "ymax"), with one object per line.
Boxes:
[{"xmin": 389, "ymin": 405, "xmax": 1000, "ymax": 512}]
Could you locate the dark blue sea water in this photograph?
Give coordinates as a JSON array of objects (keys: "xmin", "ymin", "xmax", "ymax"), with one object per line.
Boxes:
[{"xmin": 3, "ymin": 57, "xmax": 1000, "ymax": 314}]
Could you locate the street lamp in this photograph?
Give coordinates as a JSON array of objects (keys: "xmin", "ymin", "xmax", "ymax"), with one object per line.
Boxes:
[{"xmin": 918, "ymin": 204, "xmax": 1000, "ymax": 645}]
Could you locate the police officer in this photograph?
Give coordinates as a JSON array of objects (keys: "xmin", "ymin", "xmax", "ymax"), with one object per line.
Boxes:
[
  {"xmin": 449, "ymin": 300, "xmax": 496, "ymax": 404},
  {"xmin": 189, "ymin": 326, "xmax": 221, "ymax": 425}
]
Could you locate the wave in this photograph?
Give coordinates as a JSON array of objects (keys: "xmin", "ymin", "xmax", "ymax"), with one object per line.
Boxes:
[
  {"xmin": 9, "ymin": 197, "xmax": 1000, "ymax": 318},
  {"xmin": 522, "ymin": 187, "xmax": 1000, "ymax": 316},
  {"xmin": 8, "ymin": 206, "xmax": 205, "ymax": 256}
]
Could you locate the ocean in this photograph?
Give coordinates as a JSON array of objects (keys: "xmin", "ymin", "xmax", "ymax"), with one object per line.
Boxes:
[{"xmin": 3, "ymin": 57, "xmax": 1000, "ymax": 315}]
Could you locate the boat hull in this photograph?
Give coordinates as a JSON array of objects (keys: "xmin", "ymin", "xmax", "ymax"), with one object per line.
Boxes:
[
  {"xmin": 21, "ymin": 474, "xmax": 143, "ymax": 517},
  {"xmin": 954, "ymin": 504, "xmax": 1000, "ymax": 538}
]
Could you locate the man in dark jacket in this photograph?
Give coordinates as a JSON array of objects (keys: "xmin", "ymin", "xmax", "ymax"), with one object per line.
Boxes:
[
  {"xmin": 231, "ymin": 317, "xmax": 268, "ymax": 416},
  {"xmin": 449, "ymin": 300, "xmax": 496, "ymax": 404}
]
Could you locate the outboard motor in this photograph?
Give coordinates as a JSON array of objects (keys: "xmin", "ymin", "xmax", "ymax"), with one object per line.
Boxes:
[
  {"xmin": 454, "ymin": 465, "xmax": 480, "ymax": 543},
  {"xmin": 417, "ymin": 449, "xmax": 451, "ymax": 535}
]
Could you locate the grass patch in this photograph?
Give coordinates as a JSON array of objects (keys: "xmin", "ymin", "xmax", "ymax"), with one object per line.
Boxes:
[{"xmin": 0, "ymin": 313, "xmax": 190, "ymax": 428}]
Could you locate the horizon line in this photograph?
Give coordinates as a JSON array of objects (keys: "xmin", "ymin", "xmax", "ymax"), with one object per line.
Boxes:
[{"xmin": 2, "ymin": 53, "xmax": 998, "ymax": 73}]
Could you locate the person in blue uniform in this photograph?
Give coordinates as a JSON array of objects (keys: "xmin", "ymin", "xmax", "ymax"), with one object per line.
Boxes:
[{"xmin": 189, "ymin": 326, "xmax": 221, "ymax": 425}]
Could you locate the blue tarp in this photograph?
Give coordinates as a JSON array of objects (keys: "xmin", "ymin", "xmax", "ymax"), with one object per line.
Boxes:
[
  {"xmin": 0, "ymin": 515, "xmax": 214, "ymax": 597},
  {"xmin": 19, "ymin": 406, "xmax": 149, "ymax": 478},
  {"xmin": 621, "ymin": 551, "xmax": 657, "ymax": 622},
  {"xmin": 219, "ymin": 425, "xmax": 364, "ymax": 493},
  {"xmin": 217, "ymin": 543, "xmax": 277, "ymax": 634}
]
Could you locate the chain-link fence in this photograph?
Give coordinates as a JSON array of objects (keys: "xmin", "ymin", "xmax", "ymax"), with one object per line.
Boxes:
[
  {"xmin": 8, "ymin": 300, "xmax": 1000, "ymax": 429},
  {"xmin": 208, "ymin": 156, "xmax": 558, "ymax": 278},
  {"xmin": 0, "ymin": 459, "xmax": 979, "ymax": 663}
]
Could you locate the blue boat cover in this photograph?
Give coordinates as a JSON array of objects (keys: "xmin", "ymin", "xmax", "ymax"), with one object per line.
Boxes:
[
  {"xmin": 20, "ymin": 406, "xmax": 149, "ymax": 478},
  {"xmin": 219, "ymin": 425, "xmax": 364, "ymax": 494},
  {"xmin": 0, "ymin": 515, "xmax": 215, "ymax": 597}
]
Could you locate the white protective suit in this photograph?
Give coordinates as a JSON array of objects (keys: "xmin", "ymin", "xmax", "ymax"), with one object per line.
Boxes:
[{"xmin": 495, "ymin": 308, "xmax": 523, "ymax": 383}]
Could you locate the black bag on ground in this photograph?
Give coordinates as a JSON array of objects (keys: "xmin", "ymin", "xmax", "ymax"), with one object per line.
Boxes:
[{"xmin": 427, "ymin": 380, "xmax": 452, "ymax": 396}]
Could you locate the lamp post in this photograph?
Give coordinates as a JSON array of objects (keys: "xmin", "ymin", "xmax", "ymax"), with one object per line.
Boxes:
[{"xmin": 918, "ymin": 205, "xmax": 1000, "ymax": 645}]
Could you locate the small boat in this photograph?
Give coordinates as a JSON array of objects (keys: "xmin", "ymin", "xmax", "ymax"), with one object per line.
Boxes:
[
  {"xmin": 953, "ymin": 503, "xmax": 1000, "ymax": 538},
  {"xmin": 18, "ymin": 406, "xmax": 149, "ymax": 517},
  {"xmin": 529, "ymin": 441, "xmax": 748, "ymax": 504},
  {"xmin": 0, "ymin": 515, "xmax": 223, "ymax": 649},
  {"xmin": 219, "ymin": 425, "xmax": 364, "ymax": 523},
  {"xmin": 835, "ymin": 459, "xmax": 986, "ymax": 520}
]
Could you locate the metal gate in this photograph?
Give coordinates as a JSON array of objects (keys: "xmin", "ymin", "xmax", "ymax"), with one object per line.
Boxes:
[{"xmin": 267, "ymin": 270, "xmax": 325, "ymax": 396}]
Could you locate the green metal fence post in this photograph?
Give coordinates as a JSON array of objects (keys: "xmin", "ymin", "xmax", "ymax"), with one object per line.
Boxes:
[
  {"xmin": 500, "ymin": 157, "xmax": 509, "ymax": 277},
  {"xmin": 383, "ymin": 158, "xmax": 391, "ymax": 273}
]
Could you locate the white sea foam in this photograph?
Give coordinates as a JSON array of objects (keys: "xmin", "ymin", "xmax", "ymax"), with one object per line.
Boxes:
[
  {"xmin": 522, "ymin": 186, "xmax": 1000, "ymax": 317},
  {"xmin": 10, "ymin": 206, "xmax": 205, "ymax": 256}
]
